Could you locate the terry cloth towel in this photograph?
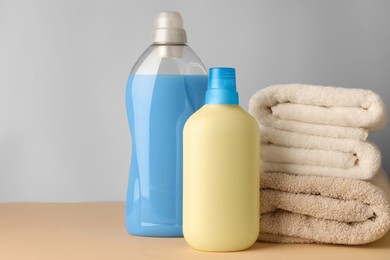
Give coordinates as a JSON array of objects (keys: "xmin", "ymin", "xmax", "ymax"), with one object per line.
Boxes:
[
  {"xmin": 249, "ymin": 84, "xmax": 387, "ymax": 140},
  {"xmin": 260, "ymin": 126, "xmax": 381, "ymax": 180},
  {"xmin": 258, "ymin": 169, "xmax": 390, "ymax": 245}
]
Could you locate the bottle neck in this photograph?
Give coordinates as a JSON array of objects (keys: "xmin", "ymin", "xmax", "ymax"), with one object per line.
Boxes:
[
  {"xmin": 205, "ymin": 90, "xmax": 239, "ymax": 105},
  {"xmin": 152, "ymin": 43, "xmax": 186, "ymax": 46},
  {"xmin": 152, "ymin": 44, "xmax": 186, "ymax": 59}
]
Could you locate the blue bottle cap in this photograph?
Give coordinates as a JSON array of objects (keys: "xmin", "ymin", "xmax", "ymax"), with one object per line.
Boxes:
[{"xmin": 205, "ymin": 67, "xmax": 239, "ymax": 105}]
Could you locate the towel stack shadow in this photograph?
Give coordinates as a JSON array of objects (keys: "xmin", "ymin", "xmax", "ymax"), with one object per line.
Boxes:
[{"xmin": 249, "ymin": 84, "xmax": 390, "ymax": 245}]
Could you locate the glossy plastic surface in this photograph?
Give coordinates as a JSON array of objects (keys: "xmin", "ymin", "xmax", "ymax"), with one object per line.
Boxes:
[
  {"xmin": 125, "ymin": 44, "xmax": 207, "ymax": 237},
  {"xmin": 205, "ymin": 67, "xmax": 239, "ymax": 104}
]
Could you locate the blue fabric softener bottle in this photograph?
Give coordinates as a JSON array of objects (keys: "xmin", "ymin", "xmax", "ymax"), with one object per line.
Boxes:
[{"xmin": 125, "ymin": 12, "xmax": 207, "ymax": 237}]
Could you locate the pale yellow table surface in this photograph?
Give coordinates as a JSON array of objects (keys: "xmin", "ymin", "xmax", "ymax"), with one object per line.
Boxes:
[{"xmin": 1, "ymin": 202, "xmax": 389, "ymax": 260}]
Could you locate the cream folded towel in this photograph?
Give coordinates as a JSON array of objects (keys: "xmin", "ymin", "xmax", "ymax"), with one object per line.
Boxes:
[
  {"xmin": 260, "ymin": 126, "xmax": 381, "ymax": 180},
  {"xmin": 259, "ymin": 169, "xmax": 390, "ymax": 244},
  {"xmin": 249, "ymin": 84, "xmax": 387, "ymax": 140}
]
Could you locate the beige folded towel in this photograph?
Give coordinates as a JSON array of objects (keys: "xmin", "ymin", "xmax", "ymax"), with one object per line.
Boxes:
[
  {"xmin": 261, "ymin": 126, "xmax": 381, "ymax": 180},
  {"xmin": 249, "ymin": 84, "xmax": 387, "ymax": 140},
  {"xmin": 259, "ymin": 169, "xmax": 390, "ymax": 244}
]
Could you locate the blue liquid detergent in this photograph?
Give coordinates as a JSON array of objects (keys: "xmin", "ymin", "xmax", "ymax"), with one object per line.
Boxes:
[{"xmin": 125, "ymin": 74, "xmax": 207, "ymax": 237}]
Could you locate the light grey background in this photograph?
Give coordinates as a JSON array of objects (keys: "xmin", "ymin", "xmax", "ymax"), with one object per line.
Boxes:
[{"xmin": 0, "ymin": 0, "xmax": 389, "ymax": 202}]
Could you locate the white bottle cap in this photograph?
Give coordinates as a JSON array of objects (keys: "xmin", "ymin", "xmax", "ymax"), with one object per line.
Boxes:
[{"xmin": 152, "ymin": 12, "xmax": 187, "ymax": 44}]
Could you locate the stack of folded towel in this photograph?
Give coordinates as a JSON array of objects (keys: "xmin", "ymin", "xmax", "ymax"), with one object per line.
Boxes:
[{"xmin": 249, "ymin": 84, "xmax": 390, "ymax": 245}]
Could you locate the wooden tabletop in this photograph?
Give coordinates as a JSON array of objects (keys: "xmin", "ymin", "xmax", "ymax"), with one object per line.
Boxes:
[{"xmin": 1, "ymin": 202, "xmax": 389, "ymax": 260}]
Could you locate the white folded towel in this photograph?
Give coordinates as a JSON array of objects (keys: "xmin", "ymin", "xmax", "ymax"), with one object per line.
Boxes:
[
  {"xmin": 258, "ymin": 116, "xmax": 369, "ymax": 140},
  {"xmin": 249, "ymin": 84, "xmax": 387, "ymax": 139},
  {"xmin": 259, "ymin": 169, "xmax": 390, "ymax": 244},
  {"xmin": 260, "ymin": 126, "xmax": 381, "ymax": 180}
]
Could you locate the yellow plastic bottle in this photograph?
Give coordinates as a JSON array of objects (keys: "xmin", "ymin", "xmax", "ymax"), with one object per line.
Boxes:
[{"xmin": 183, "ymin": 68, "xmax": 260, "ymax": 252}]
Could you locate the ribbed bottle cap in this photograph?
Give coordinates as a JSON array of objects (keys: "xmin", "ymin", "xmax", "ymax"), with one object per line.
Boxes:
[
  {"xmin": 152, "ymin": 12, "xmax": 187, "ymax": 44},
  {"xmin": 205, "ymin": 68, "xmax": 239, "ymax": 105}
]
